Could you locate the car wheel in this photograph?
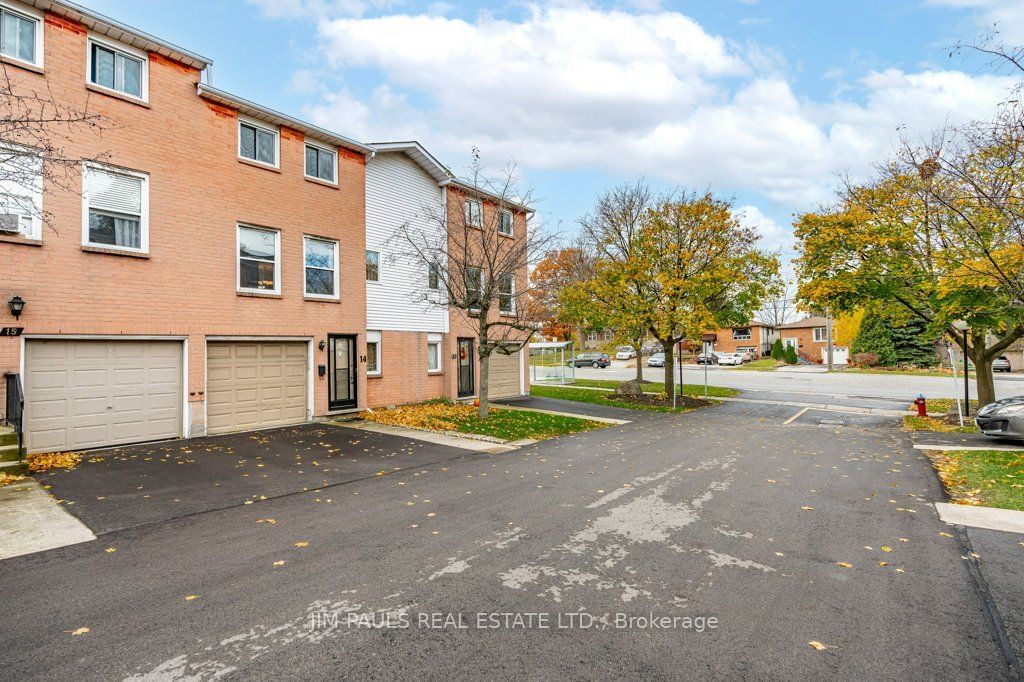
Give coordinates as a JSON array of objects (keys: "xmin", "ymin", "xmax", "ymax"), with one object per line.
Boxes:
[{"xmin": 592, "ymin": 361, "xmax": 600, "ymax": 368}]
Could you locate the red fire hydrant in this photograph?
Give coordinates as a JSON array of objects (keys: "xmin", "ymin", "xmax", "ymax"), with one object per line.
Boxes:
[{"xmin": 914, "ymin": 394, "xmax": 927, "ymax": 416}]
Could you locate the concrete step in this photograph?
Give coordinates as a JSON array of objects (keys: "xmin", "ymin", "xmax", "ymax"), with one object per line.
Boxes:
[
  {"xmin": 0, "ymin": 427, "xmax": 17, "ymax": 447},
  {"xmin": 0, "ymin": 460, "xmax": 28, "ymax": 476},
  {"xmin": 0, "ymin": 442, "xmax": 24, "ymax": 463}
]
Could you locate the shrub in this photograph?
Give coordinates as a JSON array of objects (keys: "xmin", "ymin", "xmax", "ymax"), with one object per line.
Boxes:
[
  {"xmin": 852, "ymin": 352, "xmax": 880, "ymax": 367},
  {"xmin": 851, "ymin": 310, "xmax": 897, "ymax": 365},
  {"xmin": 770, "ymin": 338, "xmax": 785, "ymax": 360},
  {"xmin": 784, "ymin": 345, "xmax": 798, "ymax": 364}
]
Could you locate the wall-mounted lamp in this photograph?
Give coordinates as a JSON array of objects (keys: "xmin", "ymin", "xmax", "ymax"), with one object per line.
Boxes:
[
  {"xmin": 8, "ymin": 295, "xmax": 25, "ymax": 321},
  {"xmin": 318, "ymin": 339, "xmax": 326, "ymax": 351}
]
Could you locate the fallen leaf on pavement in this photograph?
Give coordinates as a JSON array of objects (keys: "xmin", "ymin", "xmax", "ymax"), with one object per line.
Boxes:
[
  {"xmin": 294, "ymin": 541, "xmax": 309, "ymax": 548},
  {"xmin": 801, "ymin": 506, "xmax": 814, "ymax": 511},
  {"xmin": 66, "ymin": 627, "xmax": 90, "ymax": 636},
  {"xmin": 836, "ymin": 562, "xmax": 853, "ymax": 568},
  {"xmin": 881, "ymin": 546, "xmax": 892, "ymax": 553},
  {"xmin": 808, "ymin": 641, "xmax": 833, "ymax": 650},
  {"xmin": 939, "ymin": 531, "xmax": 954, "ymax": 538},
  {"xmin": 185, "ymin": 595, "xmax": 199, "ymax": 601},
  {"xmin": 104, "ymin": 547, "xmax": 116, "ymax": 553},
  {"xmin": 273, "ymin": 560, "xmax": 286, "ymax": 567}
]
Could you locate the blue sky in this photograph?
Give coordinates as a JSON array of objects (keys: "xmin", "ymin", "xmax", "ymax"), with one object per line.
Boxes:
[{"xmin": 82, "ymin": 0, "xmax": 1023, "ymax": 271}]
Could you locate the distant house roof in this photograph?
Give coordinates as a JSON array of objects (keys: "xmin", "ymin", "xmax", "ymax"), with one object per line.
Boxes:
[{"xmin": 777, "ymin": 316, "xmax": 829, "ymax": 329}]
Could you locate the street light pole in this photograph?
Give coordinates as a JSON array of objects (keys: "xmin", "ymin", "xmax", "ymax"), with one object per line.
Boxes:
[
  {"xmin": 963, "ymin": 327, "xmax": 970, "ymax": 417},
  {"xmin": 825, "ymin": 307, "xmax": 834, "ymax": 372}
]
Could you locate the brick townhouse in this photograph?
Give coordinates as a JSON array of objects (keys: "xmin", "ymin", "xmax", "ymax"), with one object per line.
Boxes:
[
  {"xmin": 0, "ymin": 0, "xmax": 532, "ymax": 455},
  {"xmin": 704, "ymin": 321, "xmax": 778, "ymax": 358}
]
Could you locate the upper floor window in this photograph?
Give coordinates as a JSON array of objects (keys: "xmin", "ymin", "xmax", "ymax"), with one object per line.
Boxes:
[
  {"xmin": 732, "ymin": 327, "xmax": 751, "ymax": 340},
  {"xmin": 304, "ymin": 143, "xmax": 337, "ymax": 183},
  {"xmin": 0, "ymin": 4, "xmax": 39, "ymax": 65},
  {"xmin": 813, "ymin": 327, "xmax": 828, "ymax": 342},
  {"xmin": 366, "ymin": 250, "xmax": 380, "ymax": 282},
  {"xmin": 88, "ymin": 38, "xmax": 146, "ymax": 100},
  {"xmin": 498, "ymin": 210, "xmax": 513, "ymax": 236},
  {"xmin": 237, "ymin": 225, "xmax": 279, "ymax": 293},
  {"xmin": 498, "ymin": 273, "xmax": 514, "ymax": 314},
  {"xmin": 304, "ymin": 236, "xmax": 338, "ymax": 298},
  {"xmin": 0, "ymin": 147, "xmax": 41, "ymax": 239},
  {"xmin": 465, "ymin": 199, "xmax": 482, "ymax": 228},
  {"xmin": 82, "ymin": 164, "xmax": 148, "ymax": 252},
  {"xmin": 239, "ymin": 119, "xmax": 278, "ymax": 167},
  {"xmin": 465, "ymin": 266, "xmax": 482, "ymax": 305},
  {"xmin": 427, "ymin": 261, "xmax": 440, "ymax": 290}
]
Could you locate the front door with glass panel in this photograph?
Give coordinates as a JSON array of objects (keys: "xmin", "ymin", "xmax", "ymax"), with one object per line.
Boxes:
[
  {"xmin": 457, "ymin": 338, "xmax": 475, "ymax": 397},
  {"xmin": 329, "ymin": 335, "xmax": 357, "ymax": 410}
]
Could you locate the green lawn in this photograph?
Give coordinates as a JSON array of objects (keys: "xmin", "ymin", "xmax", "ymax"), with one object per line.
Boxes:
[
  {"xmin": 364, "ymin": 400, "xmax": 602, "ymax": 441},
  {"xmin": 745, "ymin": 358, "xmax": 781, "ymax": 371},
  {"xmin": 906, "ymin": 398, "xmax": 981, "ymax": 414},
  {"xmin": 531, "ymin": 384, "xmax": 716, "ymax": 412},
  {"xmin": 570, "ymin": 378, "xmax": 738, "ymax": 398},
  {"xmin": 902, "ymin": 415, "xmax": 979, "ymax": 433},
  {"xmin": 928, "ymin": 449, "xmax": 1024, "ymax": 512}
]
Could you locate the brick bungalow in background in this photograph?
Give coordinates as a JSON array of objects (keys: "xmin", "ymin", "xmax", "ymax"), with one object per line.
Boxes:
[
  {"xmin": 776, "ymin": 316, "xmax": 849, "ymax": 364},
  {"xmin": 704, "ymin": 321, "xmax": 778, "ymax": 358}
]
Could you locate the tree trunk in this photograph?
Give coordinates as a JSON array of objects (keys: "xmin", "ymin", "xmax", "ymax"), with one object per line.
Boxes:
[
  {"xmin": 973, "ymin": 352, "xmax": 995, "ymax": 407},
  {"xmin": 663, "ymin": 342, "xmax": 675, "ymax": 398},
  {"xmin": 478, "ymin": 349, "xmax": 490, "ymax": 419},
  {"xmin": 633, "ymin": 336, "xmax": 644, "ymax": 383}
]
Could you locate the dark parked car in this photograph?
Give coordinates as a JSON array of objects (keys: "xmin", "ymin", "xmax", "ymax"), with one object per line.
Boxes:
[
  {"xmin": 567, "ymin": 352, "xmax": 611, "ymax": 368},
  {"xmin": 976, "ymin": 396, "xmax": 1024, "ymax": 439},
  {"xmin": 695, "ymin": 353, "xmax": 718, "ymax": 365},
  {"xmin": 993, "ymin": 356, "xmax": 1012, "ymax": 372}
]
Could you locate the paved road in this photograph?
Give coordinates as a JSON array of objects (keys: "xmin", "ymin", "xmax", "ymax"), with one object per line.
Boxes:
[
  {"xmin": 579, "ymin": 361, "xmax": 1023, "ymax": 402},
  {"xmin": 0, "ymin": 400, "xmax": 1015, "ymax": 679}
]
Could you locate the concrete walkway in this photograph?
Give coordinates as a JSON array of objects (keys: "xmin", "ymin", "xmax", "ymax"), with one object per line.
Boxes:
[
  {"xmin": 0, "ymin": 480, "xmax": 95, "ymax": 559},
  {"xmin": 935, "ymin": 503, "xmax": 1024, "ymax": 535}
]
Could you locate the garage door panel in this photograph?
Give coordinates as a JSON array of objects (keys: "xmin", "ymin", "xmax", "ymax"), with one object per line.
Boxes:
[
  {"xmin": 206, "ymin": 342, "xmax": 308, "ymax": 435},
  {"xmin": 24, "ymin": 340, "xmax": 183, "ymax": 453},
  {"xmin": 488, "ymin": 351, "xmax": 522, "ymax": 399}
]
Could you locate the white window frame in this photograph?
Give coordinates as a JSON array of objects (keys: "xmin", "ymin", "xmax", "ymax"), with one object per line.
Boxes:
[
  {"xmin": 465, "ymin": 199, "xmax": 483, "ymax": 228},
  {"xmin": 427, "ymin": 333, "xmax": 442, "ymax": 373},
  {"xmin": 498, "ymin": 209, "xmax": 513, "ymax": 236},
  {"xmin": 0, "ymin": 144, "xmax": 42, "ymax": 240},
  {"xmin": 498, "ymin": 272, "xmax": 515, "ymax": 314},
  {"xmin": 366, "ymin": 330, "xmax": 382, "ymax": 376},
  {"xmin": 732, "ymin": 327, "xmax": 752, "ymax": 340},
  {"xmin": 366, "ymin": 249, "xmax": 380, "ymax": 283},
  {"xmin": 86, "ymin": 34, "xmax": 148, "ymax": 102},
  {"xmin": 81, "ymin": 163, "xmax": 149, "ymax": 254},
  {"xmin": 303, "ymin": 140, "xmax": 338, "ymax": 185},
  {"xmin": 427, "ymin": 261, "xmax": 440, "ymax": 290},
  {"xmin": 813, "ymin": 327, "xmax": 828, "ymax": 342},
  {"xmin": 303, "ymin": 235, "xmax": 339, "ymax": 300},
  {"xmin": 237, "ymin": 116, "xmax": 280, "ymax": 169},
  {"xmin": 236, "ymin": 224, "xmax": 281, "ymax": 295},
  {"xmin": 0, "ymin": 1, "xmax": 42, "ymax": 68}
]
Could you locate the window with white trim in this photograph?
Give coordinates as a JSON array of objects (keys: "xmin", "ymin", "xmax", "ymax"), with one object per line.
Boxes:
[
  {"xmin": 83, "ymin": 165, "xmax": 147, "ymax": 251},
  {"xmin": 465, "ymin": 199, "xmax": 482, "ymax": 227},
  {"xmin": 427, "ymin": 334, "xmax": 441, "ymax": 372},
  {"xmin": 366, "ymin": 250, "xmax": 380, "ymax": 282},
  {"xmin": 498, "ymin": 272, "xmax": 514, "ymax": 314},
  {"xmin": 304, "ymin": 142, "xmax": 337, "ymax": 183},
  {"xmin": 732, "ymin": 327, "xmax": 751, "ymax": 340},
  {"xmin": 304, "ymin": 236, "xmax": 338, "ymax": 298},
  {"xmin": 813, "ymin": 327, "xmax": 828, "ymax": 342},
  {"xmin": 0, "ymin": 147, "xmax": 41, "ymax": 239},
  {"xmin": 0, "ymin": 3, "xmax": 40, "ymax": 65},
  {"xmin": 366, "ymin": 331, "xmax": 381, "ymax": 375},
  {"xmin": 498, "ymin": 210, "xmax": 513, "ymax": 236},
  {"xmin": 465, "ymin": 266, "xmax": 482, "ymax": 306},
  {"xmin": 88, "ymin": 38, "xmax": 146, "ymax": 99},
  {"xmin": 237, "ymin": 225, "xmax": 280, "ymax": 293},
  {"xmin": 239, "ymin": 119, "xmax": 278, "ymax": 166}
]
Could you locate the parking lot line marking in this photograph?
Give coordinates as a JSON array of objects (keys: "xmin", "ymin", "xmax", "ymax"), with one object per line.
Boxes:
[{"xmin": 783, "ymin": 407, "xmax": 811, "ymax": 425}]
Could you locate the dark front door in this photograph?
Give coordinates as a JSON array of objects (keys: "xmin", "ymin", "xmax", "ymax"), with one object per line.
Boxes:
[
  {"xmin": 457, "ymin": 337, "xmax": 475, "ymax": 397},
  {"xmin": 328, "ymin": 334, "xmax": 357, "ymax": 410}
]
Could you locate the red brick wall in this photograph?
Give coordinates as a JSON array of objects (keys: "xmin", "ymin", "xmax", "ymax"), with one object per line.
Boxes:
[
  {"xmin": 0, "ymin": 11, "xmax": 367, "ymax": 431},
  {"xmin": 366, "ymin": 330, "xmax": 447, "ymax": 407}
]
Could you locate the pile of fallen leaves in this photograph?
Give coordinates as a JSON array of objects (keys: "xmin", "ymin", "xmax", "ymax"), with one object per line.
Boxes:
[
  {"xmin": 0, "ymin": 472, "xmax": 27, "ymax": 487},
  {"xmin": 365, "ymin": 400, "xmax": 475, "ymax": 432},
  {"xmin": 925, "ymin": 451, "xmax": 980, "ymax": 506},
  {"xmin": 28, "ymin": 451, "xmax": 83, "ymax": 473}
]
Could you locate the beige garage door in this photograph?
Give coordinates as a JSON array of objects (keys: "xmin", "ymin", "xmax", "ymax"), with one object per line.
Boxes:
[
  {"xmin": 24, "ymin": 339, "xmax": 183, "ymax": 453},
  {"xmin": 488, "ymin": 349, "xmax": 522, "ymax": 399},
  {"xmin": 206, "ymin": 342, "xmax": 308, "ymax": 435}
]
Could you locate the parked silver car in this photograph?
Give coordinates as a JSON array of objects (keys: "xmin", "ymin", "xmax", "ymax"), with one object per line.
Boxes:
[
  {"xmin": 993, "ymin": 355, "xmax": 1011, "ymax": 372},
  {"xmin": 976, "ymin": 396, "xmax": 1024, "ymax": 439},
  {"xmin": 647, "ymin": 352, "xmax": 665, "ymax": 367}
]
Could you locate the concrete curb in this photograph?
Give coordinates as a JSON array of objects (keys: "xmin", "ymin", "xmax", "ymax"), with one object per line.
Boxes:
[
  {"xmin": 333, "ymin": 421, "xmax": 516, "ymax": 453},
  {"xmin": 0, "ymin": 480, "xmax": 96, "ymax": 560},
  {"xmin": 935, "ymin": 502, "xmax": 1024, "ymax": 535},
  {"xmin": 913, "ymin": 443, "xmax": 1024, "ymax": 452},
  {"xmin": 491, "ymin": 403, "xmax": 631, "ymax": 425}
]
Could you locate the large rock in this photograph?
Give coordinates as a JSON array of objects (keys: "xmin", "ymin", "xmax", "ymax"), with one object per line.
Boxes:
[{"xmin": 612, "ymin": 379, "xmax": 645, "ymax": 397}]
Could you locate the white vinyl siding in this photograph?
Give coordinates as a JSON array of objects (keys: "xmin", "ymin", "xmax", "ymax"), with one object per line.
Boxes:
[
  {"xmin": 82, "ymin": 164, "xmax": 148, "ymax": 252},
  {"xmin": 0, "ymin": 147, "xmax": 41, "ymax": 239},
  {"xmin": 364, "ymin": 152, "xmax": 448, "ymax": 333}
]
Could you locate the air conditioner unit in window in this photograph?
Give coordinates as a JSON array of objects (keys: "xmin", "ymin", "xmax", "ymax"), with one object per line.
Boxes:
[{"xmin": 0, "ymin": 214, "xmax": 21, "ymax": 233}]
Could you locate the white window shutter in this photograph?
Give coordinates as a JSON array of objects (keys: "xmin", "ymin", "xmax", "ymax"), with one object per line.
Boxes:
[{"xmin": 90, "ymin": 168, "xmax": 142, "ymax": 214}]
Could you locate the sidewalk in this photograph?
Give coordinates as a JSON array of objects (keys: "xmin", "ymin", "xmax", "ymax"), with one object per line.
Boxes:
[{"xmin": 0, "ymin": 480, "xmax": 95, "ymax": 560}]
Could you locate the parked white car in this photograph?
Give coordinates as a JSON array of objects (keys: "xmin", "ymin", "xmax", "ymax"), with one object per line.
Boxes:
[
  {"xmin": 615, "ymin": 346, "xmax": 637, "ymax": 360},
  {"xmin": 717, "ymin": 353, "xmax": 744, "ymax": 366}
]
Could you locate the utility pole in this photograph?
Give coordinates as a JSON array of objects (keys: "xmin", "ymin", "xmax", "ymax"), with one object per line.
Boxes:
[
  {"xmin": 825, "ymin": 307, "xmax": 834, "ymax": 372},
  {"xmin": 963, "ymin": 327, "xmax": 970, "ymax": 417}
]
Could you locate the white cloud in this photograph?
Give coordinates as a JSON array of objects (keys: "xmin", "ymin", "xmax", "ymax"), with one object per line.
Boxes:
[{"xmin": 926, "ymin": 0, "xmax": 1024, "ymax": 43}]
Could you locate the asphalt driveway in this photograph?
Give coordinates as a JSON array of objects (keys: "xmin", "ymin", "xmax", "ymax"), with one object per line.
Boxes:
[{"xmin": 39, "ymin": 422, "xmax": 474, "ymax": 535}]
